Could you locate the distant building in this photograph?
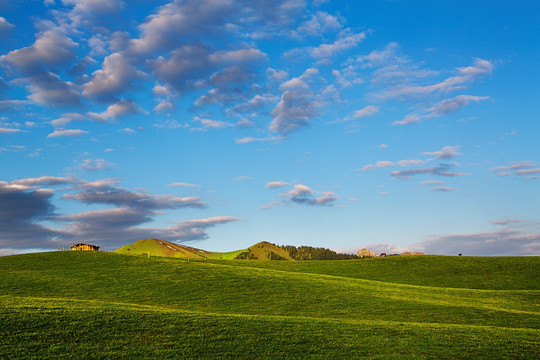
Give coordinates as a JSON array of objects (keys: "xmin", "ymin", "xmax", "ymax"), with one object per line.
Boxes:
[{"xmin": 70, "ymin": 243, "xmax": 100, "ymax": 251}]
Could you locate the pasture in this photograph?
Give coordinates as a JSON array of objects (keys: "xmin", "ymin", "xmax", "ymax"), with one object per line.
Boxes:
[{"xmin": 0, "ymin": 251, "xmax": 538, "ymax": 359}]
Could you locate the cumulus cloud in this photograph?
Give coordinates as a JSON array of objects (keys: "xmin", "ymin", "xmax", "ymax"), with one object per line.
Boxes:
[
  {"xmin": 83, "ymin": 53, "xmax": 145, "ymax": 99},
  {"xmin": 0, "ymin": 182, "xmax": 61, "ymax": 249},
  {"xmin": 261, "ymin": 183, "xmax": 338, "ymax": 209},
  {"xmin": 17, "ymin": 71, "xmax": 82, "ymax": 107},
  {"xmin": 270, "ymin": 69, "xmax": 321, "ymax": 134},
  {"xmin": 87, "ymin": 100, "xmax": 138, "ymax": 122},
  {"xmin": 0, "ymin": 30, "xmax": 77, "ymax": 75},
  {"xmin": 424, "ymin": 146, "xmax": 462, "ymax": 160},
  {"xmin": 0, "ymin": 16, "xmax": 14, "ymax": 37},
  {"xmin": 0, "ymin": 176, "xmax": 238, "ymax": 251}
]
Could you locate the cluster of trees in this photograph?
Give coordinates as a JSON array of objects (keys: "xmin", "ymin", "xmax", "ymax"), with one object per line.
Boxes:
[
  {"xmin": 234, "ymin": 250, "xmax": 258, "ymax": 260},
  {"xmin": 280, "ymin": 245, "xmax": 359, "ymax": 260}
]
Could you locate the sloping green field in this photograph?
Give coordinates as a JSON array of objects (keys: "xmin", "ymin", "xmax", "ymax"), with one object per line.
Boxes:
[
  {"xmin": 0, "ymin": 252, "xmax": 538, "ymax": 359},
  {"xmin": 114, "ymin": 238, "xmax": 290, "ymax": 260}
]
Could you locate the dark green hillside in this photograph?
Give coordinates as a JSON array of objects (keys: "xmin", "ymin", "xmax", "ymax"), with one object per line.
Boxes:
[{"xmin": 0, "ymin": 251, "xmax": 538, "ymax": 359}]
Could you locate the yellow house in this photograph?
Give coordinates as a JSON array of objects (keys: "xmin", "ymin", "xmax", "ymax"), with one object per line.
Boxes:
[{"xmin": 70, "ymin": 243, "xmax": 100, "ymax": 251}]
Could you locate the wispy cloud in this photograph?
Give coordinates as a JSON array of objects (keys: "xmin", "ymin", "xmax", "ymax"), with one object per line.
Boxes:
[
  {"xmin": 169, "ymin": 182, "xmax": 202, "ymax": 188},
  {"xmin": 79, "ymin": 158, "xmax": 115, "ymax": 171},
  {"xmin": 391, "ymin": 164, "xmax": 469, "ymax": 179},
  {"xmin": 265, "ymin": 181, "xmax": 290, "ymax": 189},
  {"xmin": 492, "ymin": 161, "xmax": 539, "ymax": 180},
  {"xmin": 47, "ymin": 129, "xmax": 88, "ymax": 138}
]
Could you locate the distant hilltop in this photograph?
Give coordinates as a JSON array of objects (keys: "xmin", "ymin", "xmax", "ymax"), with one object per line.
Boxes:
[{"xmin": 115, "ymin": 239, "xmax": 359, "ymax": 260}]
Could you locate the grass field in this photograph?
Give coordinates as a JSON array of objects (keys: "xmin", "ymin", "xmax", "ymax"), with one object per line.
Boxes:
[
  {"xmin": 0, "ymin": 251, "xmax": 538, "ymax": 359},
  {"xmin": 114, "ymin": 238, "xmax": 291, "ymax": 260}
]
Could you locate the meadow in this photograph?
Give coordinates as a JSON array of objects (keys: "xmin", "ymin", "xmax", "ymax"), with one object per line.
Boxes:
[{"xmin": 0, "ymin": 251, "xmax": 538, "ymax": 359}]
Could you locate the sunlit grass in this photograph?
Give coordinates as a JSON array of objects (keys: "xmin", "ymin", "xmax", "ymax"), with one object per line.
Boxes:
[{"xmin": 0, "ymin": 251, "xmax": 538, "ymax": 358}]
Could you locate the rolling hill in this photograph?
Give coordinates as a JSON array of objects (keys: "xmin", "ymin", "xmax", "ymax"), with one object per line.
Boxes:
[
  {"xmin": 114, "ymin": 239, "xmax": 293, "ymax": 260},
  {"xmin": 0, "ymin": 251, "xmax": 538, "ymax": 358}
]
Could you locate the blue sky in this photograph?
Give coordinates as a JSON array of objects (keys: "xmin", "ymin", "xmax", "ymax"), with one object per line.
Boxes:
[{"xmin": 1, "ymin": 0, "xmax": 539, "ymax": 256}]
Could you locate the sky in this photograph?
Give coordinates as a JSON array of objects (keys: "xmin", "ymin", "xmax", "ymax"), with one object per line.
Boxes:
[{"xmin": 1, "ymin": 0, "xmax": 539, "ymax": 256}]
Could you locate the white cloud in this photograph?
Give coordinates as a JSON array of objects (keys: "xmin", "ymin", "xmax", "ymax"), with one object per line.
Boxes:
[
  {"xmin": 424, "ymin": 146, "xmax": 462, "ymax": 160},
  {"xmin": 270, "ymin": 76, "xmax": 319, "ymax": 133},
  {"xmin": 491, "ymin": 161, "xmax": 540, "ymax": 180},
  {"xmin": 265, "ymin": 181, "xmax": 289, "ymax": 189},
  {"xmin": 430, "ymin": 186, "xmax": 458, "ymax": 192},
  {"xmin": 424, "ymin": 95, "xmax": 489, "ymax": 118},
  {"xmin": 0, "ymin": 16, "xmax": 15, "ymax": 36},
  {"xmin": 47, "ymin": 129, "xmax": 88, "ymax": 138},
  {"xmin": 392, "ymin": 114, "xmax": 421, "ymax": 125},
  {"xmin": 235, "ymin": 136, "xmax": 286, "ymax": 144},
  {"xmin": 354, "ymin": 105, "xmax": 379, "ymax": 118},
  {"xmin": 79, "ymin": 158, "xmax": 115, "ymax": 171},
  {"xmin": 192, "ymin": 116, "xmax": 232, "ymax": 130},
  {"xmin": 262, "ymin": 183, "xmax": 338, "ymax": 209},
  {"xmin": 0, "ymin": 30, "xmax": 77, "ymax": 74},
  {"xmin": 169, "ymin": 182, "xmax": 201, "ymax": 188},
  {"xmin": 88, "ymin": 100, "xmax": 138, "ymax": 122},
  {"xmin": 308, "ymin": 29, "xmax": 366, "ymax": 58},
  {"xmin": 11, "ymin": 176, "xmax": 74, "ymax": 187},
  {"xmin": 0, "ymin": 127, "xmax": 24, "ymax": 134},
  {"xmin": 295, "ymin": 11, "xmax": 342, "ymax": 37},
  {"xmin": 51, "ymin": 113, "xmax": 85, "ymax": 128},
  {"xmin": 83, "ymin": 53, "xmax": 145, "ymax": 99},
  {"xmin": 360, "ymin": 161, "xmax": 395, "ymax": 171}
]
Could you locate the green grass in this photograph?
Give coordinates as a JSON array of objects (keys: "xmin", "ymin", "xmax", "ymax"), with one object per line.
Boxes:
[
  {"xmin": 0, "ymin": 251, "xmax": 538, "ymax": 358},
  {"xmin": 114, "ymin": 238, "xmax": 289, "ymax": 260},
  {"xmin": 209, "ymin": 255, "xmax": 539, "ymax": 290}
]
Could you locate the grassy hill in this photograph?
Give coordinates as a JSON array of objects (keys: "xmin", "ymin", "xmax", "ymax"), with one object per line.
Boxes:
[
  {"xmin": 115, "ymin": 239, "xmax": 291, "ymax": 260},
  {"xmin": 0, "ymin": 251, "xmax": 538, "ymax": 358}
]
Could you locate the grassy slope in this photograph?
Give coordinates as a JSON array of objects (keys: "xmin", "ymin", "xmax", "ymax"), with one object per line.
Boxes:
[
  {"xmin": 214, "ymin": 255, "xmax": 540, "ymax": 290},
  {"xmin": 115, "ymin": 238, "xmax": 245, "ymax": 260},
  {"xmin": 114, "ymin": 239, "xmax": 289, "ymax": 260},
  {"xmin": 0, "ymin": 252, "xmax": 538, "ymax": 359}
]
